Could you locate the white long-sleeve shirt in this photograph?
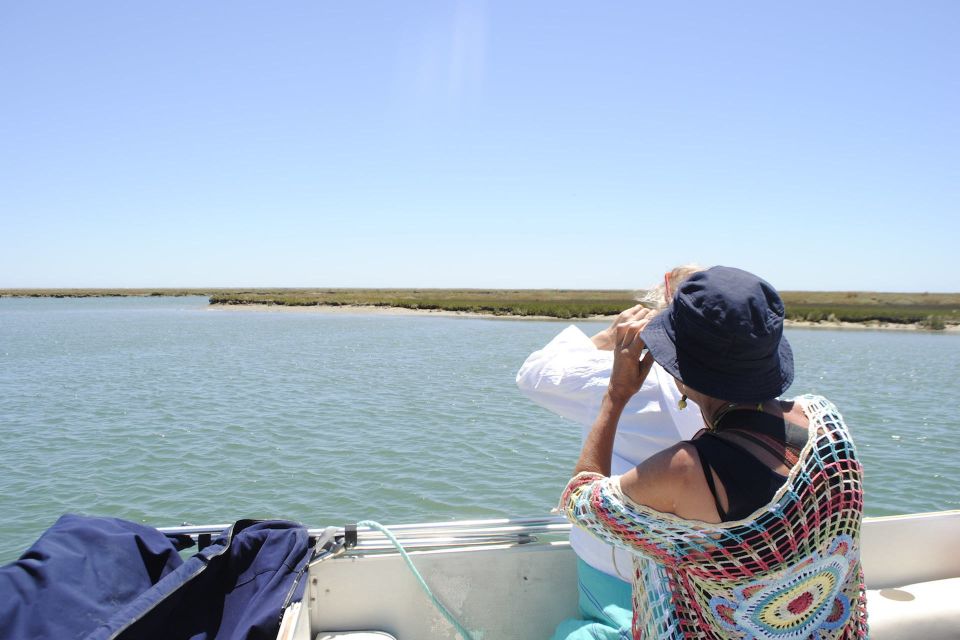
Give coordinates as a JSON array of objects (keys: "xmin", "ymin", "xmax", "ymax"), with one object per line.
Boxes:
[{"xmin": 516, "ymin": 325, "xmax": 704, "ymax": 580}]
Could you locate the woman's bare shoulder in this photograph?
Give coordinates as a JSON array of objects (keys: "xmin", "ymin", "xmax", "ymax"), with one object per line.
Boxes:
[{"xmin": 619, "ymin": 441, "xmax": 718, "ymax": 520}]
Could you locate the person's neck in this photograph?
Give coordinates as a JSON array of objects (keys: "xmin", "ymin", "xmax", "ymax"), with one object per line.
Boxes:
[
  {"xmin": 702, "ymin": 398, "xmax": 779, "ymax": 431},
  {"xmin": 691, "ymin": 395, "xmax": 728, "ymax": 431}
]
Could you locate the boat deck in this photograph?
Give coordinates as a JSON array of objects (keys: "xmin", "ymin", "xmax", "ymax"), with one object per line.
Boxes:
[{"xmin": 272, "ymin": 511, "xmax": 960, "ymax": 640}]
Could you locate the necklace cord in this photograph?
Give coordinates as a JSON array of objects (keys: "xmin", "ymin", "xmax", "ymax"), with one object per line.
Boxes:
[{"xmin": 708, "ymin": 401, "xmax": 767, "ymax": 431}]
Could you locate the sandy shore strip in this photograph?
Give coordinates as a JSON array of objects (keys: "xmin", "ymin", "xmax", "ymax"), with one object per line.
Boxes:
[
  {"xmin": 785, "ymin": 319, "xmax": 959, "ymax": 332},
  {"xmin": 209, "ymin": 303, "xmax": 959, "ymax": 331},
  {"xmin": 208, "ymin": 302, "xmax": 602, "ymax": 321}
]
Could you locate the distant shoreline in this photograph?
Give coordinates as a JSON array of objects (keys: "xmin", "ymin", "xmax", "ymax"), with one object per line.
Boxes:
[
  {"xmin": 208, "ymin": 302, "xmax": 960, "ymax": 332},
  {"xmin": 207, "ymin": 302, "xmax": 596, "ymax": 322},
  {"xmin": 784, "ymin": 319, "xmax": 960, "ymax": 333},
  {"xmin": 3, "ymin": 289, "xmax": 957, "ymax": 330}
]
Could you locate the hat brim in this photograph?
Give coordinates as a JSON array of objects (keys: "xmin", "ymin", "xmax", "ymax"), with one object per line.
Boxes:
[{"xmin": 641, "ymin": 311, "xmax": 794, "ymax": 403}]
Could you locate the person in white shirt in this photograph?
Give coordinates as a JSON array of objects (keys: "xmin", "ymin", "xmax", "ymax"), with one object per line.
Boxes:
[{"xmin": 516, "ymin": 265, "xmax": 704, "ymax": 640}]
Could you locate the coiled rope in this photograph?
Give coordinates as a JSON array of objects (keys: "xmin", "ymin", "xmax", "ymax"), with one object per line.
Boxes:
[{"xmin": 355, "ymin": 520, "xmax": 475, "ymax": 640}]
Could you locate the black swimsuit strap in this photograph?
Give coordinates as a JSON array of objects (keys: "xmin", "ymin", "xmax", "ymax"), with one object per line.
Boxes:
[
  {"xmin": 716, "ymin": 409, "xmax": 809, "ymax": 451},
  {"xmin": 725, "ymin": 428, "xmax": 784, "ymax": 459},
  {"xmin": 690, "ymin": 409, "xmax": 802, "ymax": 521},
  {"xmin": 691, "ymin": 444, "xmax": 729, "ymax": 521}
]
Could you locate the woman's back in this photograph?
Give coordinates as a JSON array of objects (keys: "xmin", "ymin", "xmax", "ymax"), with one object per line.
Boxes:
[
  {"xmin": 561, "ymin": 395, "xmax": 868, "ymax": 639},
  {"xmin": 689, "ymin": 407, "xmax": 809, "ymax": 521}
]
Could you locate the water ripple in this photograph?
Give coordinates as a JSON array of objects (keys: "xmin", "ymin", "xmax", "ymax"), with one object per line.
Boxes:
[{"xmin": 1, "ymin": 298, "xmax": 959, "ymax": 561}]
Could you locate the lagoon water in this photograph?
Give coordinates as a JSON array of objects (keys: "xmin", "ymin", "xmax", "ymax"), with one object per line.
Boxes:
[{"xmin": 1, "ymin": 296, "xmax": 958, "ymax": 563}]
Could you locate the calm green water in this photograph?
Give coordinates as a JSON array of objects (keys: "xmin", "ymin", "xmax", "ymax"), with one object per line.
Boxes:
[{"xmin": 1, "ymin": 297, "xmax": 958, "ymax": 563}]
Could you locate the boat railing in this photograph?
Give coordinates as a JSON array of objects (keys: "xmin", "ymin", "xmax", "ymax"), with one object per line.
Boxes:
[{"xmin": 158, "ymin": 514, "xmax": 573, "ymax": 554}]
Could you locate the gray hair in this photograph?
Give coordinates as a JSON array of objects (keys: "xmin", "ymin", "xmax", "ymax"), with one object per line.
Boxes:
[{"xmin": 636, "ymin": 263, "xmax": 705, "ymax": 310}]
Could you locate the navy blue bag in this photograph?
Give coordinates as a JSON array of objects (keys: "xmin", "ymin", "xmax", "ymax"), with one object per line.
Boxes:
[{"xmin": 0, "ymin": 514, "xmax": 311, "ymax": 640}]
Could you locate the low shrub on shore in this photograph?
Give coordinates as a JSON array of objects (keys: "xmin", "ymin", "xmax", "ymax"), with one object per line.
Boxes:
[
  {"xmin": 206, "ymin": 290, "xmax": 960, "ymax": 327},
  {"xmin": 208, "ymin": 290, "xmax": 638, "ymax": 319},
  {"xmin": 4, "ymin": 288, "xmax": 958, "ymax": 328},
  {"xmin": 784, "ymin": 303, "xmax": 958, "ymax": 326}
]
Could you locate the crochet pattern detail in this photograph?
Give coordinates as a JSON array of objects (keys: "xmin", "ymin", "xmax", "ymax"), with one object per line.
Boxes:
[{"xmin": 560, "ymin": 395, "xmax": 868, "ymax": 639}]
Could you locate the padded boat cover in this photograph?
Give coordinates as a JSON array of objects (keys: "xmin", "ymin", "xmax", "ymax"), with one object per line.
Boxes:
[{"xmin": 0, "ymin": 514, "xmax": 312, "ymax": 640}]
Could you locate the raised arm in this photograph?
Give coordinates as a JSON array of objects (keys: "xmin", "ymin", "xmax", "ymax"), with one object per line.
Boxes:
[
  {"xmin": 515, "ymin": 325, "xmax": 612, "ymax": 425},
  {"xmin": 573, "ymin": 318, "xmax": 653, "ymax": 476},
  {"xmin": 561, "ymin": 316, "xmax": 724, "ymax": 556},
  {"xmin": 589, "ymin": 303, "xmax": 660, "ymax": 351},
  {"xmin": 515, "ymin": 305, "xmax": 661, "ymax": 426}
]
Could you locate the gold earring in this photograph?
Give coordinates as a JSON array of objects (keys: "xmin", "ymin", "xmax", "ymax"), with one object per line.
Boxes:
[{"xmin": 678, "ymin": 394, "xmax": 687, "ymax": 410}]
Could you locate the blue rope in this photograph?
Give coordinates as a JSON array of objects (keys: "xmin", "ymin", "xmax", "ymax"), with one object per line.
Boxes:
[{"xmin": 356, "ymin": 520, "xmax": 475, "ymax": 640}]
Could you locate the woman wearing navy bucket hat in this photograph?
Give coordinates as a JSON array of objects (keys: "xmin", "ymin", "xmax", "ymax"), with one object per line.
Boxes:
[{"xmin": 559, "ymin": 266, "xmax": 868, "ymax": 639}]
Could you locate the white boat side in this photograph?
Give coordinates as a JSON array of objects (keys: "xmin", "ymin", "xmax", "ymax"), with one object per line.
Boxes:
[{"xmin": 272, "ymin": 510, "xmax": 960, "ymax": 640}]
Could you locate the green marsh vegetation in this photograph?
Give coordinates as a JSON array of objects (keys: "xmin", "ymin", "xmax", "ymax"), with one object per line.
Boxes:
[
  {"xmin": 209, "ymin": 289, "xmax": 640, "ymax": 319},
  {"xmin": 211, "ymin": 289, "xmax": 960, "ymax": 327},
  {"xmin": 780, "ymin": 291, "xmax": 958, "ymax": 329},
  {"xmin": 0, "ymin": 288, "xmax": 225, "ymax": 298},
  {"xmin": 3, "ymin": 288, "xmax": 958, "ymax": 328}
]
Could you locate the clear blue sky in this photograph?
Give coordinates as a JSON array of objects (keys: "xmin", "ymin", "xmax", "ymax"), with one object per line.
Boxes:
[{"xmin": 1, "ymin": 2, "xmax": 957, "ymax": 291}]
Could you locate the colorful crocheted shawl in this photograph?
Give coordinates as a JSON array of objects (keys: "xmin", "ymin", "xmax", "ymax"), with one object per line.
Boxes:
[{"xmin": 560, "ymin": 395, "xmax": 868, "ymax": 639}]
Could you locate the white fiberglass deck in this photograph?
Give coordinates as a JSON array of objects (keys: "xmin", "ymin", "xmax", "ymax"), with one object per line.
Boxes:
[{"xmin": 278, "ymin": 511, "xmax": 960, "ymax": 640}]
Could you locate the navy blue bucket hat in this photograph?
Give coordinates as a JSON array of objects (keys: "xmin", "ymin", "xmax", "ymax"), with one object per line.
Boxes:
[{"xmin": 640, "ymin": 266, "xmax": 794, "ymax": 403}]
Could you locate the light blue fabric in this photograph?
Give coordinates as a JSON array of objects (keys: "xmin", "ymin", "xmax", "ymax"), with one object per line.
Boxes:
[{"xmin": 550, "ymin": 559, "xmax": 633, "ymax": 640}]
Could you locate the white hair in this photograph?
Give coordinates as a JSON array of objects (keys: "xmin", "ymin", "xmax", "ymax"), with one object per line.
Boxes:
[{"xmin": 636, "ymin": 263, "xmax": 706, "ymax": 310}]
